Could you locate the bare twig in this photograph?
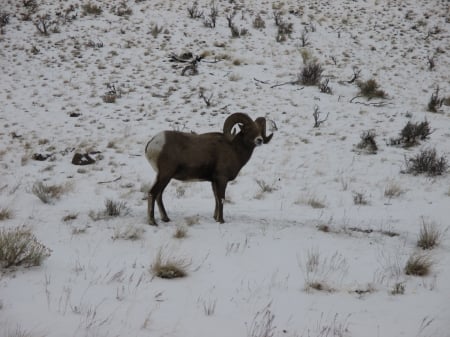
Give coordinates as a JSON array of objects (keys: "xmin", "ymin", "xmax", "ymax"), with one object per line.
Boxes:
[
  {"xmin": 349, "ymin": 96, "xmax": 392, "ymax": 107},
  {"xmin": 347, "ymin": 68, "xmax": 361, "ymax": 84},
  {"xmin": 313, "ymin": 105, "xmax": 329, "ymax": 128},
  {"xmin": 98, "ymin": 176, "xmax": 122, "ymax": 184}
]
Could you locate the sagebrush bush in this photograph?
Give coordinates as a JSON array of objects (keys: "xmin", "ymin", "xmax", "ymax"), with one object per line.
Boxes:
[
  {"xmin": 298, "ymin": 62, "xmax": 323, "ymax": 86},
  {"xmin": 0, "ymin": 227, "xmax": 51, "ymax": 269},
  {"xmin": 397, "ymin": 120, "xmax": 431, "ymax": 147},
  {"xmin": 405, "ymin": 148, "xmax": 448, "ymax": 176},
  {"xmin": 82, "ymin": 2, "xmax": 102, "ymax": 15},
  {"xmin": 357, "ymin": 79, "xmax": 386, "ymax": 99},
  {"xmin": 427, "ymin": 86, "xmax": 444, "ymax": 112},
  {"xmin": 253, "ymin": 14, "xmax": 266, "ymax": 29},
  {"xmin": 356, "ymin": 130, "xmax": 378, "ymax": 154}
]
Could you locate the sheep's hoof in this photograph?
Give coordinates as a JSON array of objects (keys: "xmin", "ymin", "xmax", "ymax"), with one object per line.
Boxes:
[
  {"xmin": 148, "ymin": 219, "xmax": 158, "ymax": 226},
  {"xmin": 161, "ymin": 216, "xmax": 171, "ymax": 222}
]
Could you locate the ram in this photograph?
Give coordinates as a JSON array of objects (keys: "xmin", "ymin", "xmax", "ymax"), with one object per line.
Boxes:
[{"xmin": 145, "ymin": 113, "xmax": 273, "ymax": 225}]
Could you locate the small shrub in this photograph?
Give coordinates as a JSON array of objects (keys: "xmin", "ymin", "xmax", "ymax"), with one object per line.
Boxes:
[
  {"xmin": 114, "ymin": 2, "xmax": 132, "ymax": 16},
  {"xmin": 405, "ymin": 148, "xmax": 448, "ymax": 176},
  {"xmin": 173, "ymin": 226, "xmax": 188, "ymax": 239},
  {"xmin": 300, "ymin": 249, "xmax": 347, "ymax": 293},
  {"xmin": 104, "ymin": 199, "xmax": 128, "ymax": 217},
  {"xmin": 0, "ymin": 12, "xmax": 10, "ymax": 30},
  {"xmin": 255, "ymin": 179, "xmax": 277, "ymax": 193},
  {"xmin": 0, "ymin": 226, "xmax": 51, "ymax": 269},
  {"xmin": 253, "ymin": 14, "xmax": 265, "ymax": 29},
  {"xmin": 404, "ymin": 253, "xmax": 432, "ymax": 276},
  {"xmin": 151, "ymin": 248, "xmax": 190, "ymax": 279},
  {"xmin": 384, "ymin": 181, "xmax": 404, "ymax": 198},
  {"xmin": 298, "ymin": 62, "xmax": 323, "ymax": 86},
  {"xmin": 427, "ymin": 86, "xmax": 444, "ymax": 112},
  {"xmin": 417, "ymin": 220, "xmax": 441, "ymax": 250},
  {"xmin": 31, "ymin": 181, "xmax": 68, "ymax": 203},
  {"xmin": 357, "ymin": 79, "xmax": 386, "ymax": 99},
  {"xmin": 319, "ymin": 78, "xmax": 332, "ymax": 94},
  {"xmin": 356, "ymin": 130, "xmax": 377, "ymax": 154},
  {"xmin": 393, "ymin": 120, "xmax": 431, "ymax": 147},
  {"xmin": 391, "ymin": 282, "xmax": 405, "ymax": 295},
  {"xmin": 89, "ymin": 199, "xmax": 129, "ymax": 220},
  {"xmin": 276, "ymin": 22, "xmax": 293, "ymax": 42},
  {"xmin": 62, "ymin": 213, "xmax": 78, "ymax": 222},
  {"xmin": 301, "ymin": 194, "xmax": 326, "ymax": 209},
  {"xmin": 246, "ymin": 303, "xmax": 275, "ymax": 337},
  {"xmin": 0, "ymin": 207, "xmax": 13, "ymax": 220},
  {"xmin": 112, "ymin": 225, "xmax": 144, "ymax": 241},
  {"xmin": 187, "ymin": 2, "xmax": 203, "ymax": 19},
  {"xmin": 353, "ymin": 192, "xmax": 368, "ymax": 205},
  {"xmin": 82, "ymin": 2, "xmax": 102, "ymax": 16},
  {"xmin": 150, "ymin": 24, "xmax": 164, "ymax": 38}
]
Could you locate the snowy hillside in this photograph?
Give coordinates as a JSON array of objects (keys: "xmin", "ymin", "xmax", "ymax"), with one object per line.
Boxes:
[{"xmin": 1, "ymin": 0, "xmax": 449, "ymax": 336}]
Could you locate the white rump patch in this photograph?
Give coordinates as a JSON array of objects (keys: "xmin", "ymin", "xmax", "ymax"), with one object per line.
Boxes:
[{"xmin": 145, "ymin": 132, "xmax": 165, "ymax": 172}]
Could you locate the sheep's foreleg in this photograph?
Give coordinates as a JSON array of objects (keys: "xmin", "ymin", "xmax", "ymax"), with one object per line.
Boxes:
[
  {"xmin": 147, "ymin": 193, "xmax": 157, "ymax": 226},
  {"xmin": 212, "ymin": 179, "xmax": 227, "ymax": 223}
]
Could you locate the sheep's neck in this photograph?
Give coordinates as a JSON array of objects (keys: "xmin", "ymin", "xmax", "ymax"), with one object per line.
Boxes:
[{"xmin": 232, "ymin": 139, "xmax": 255, "ymax": 167}]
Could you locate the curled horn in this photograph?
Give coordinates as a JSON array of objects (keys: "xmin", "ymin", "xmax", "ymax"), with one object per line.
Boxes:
[
  {"xmin": 223, "ymin": 113, "xmax": 254, "ymax": 141},
  {"xmin": 254, "ymin": 117, "xmax": 273, "ymax": 144}
]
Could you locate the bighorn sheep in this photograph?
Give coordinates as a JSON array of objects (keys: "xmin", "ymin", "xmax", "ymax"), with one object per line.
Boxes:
[{"xmin": 145, "ymin": 113, "xmax": 273, "ymax": 226}]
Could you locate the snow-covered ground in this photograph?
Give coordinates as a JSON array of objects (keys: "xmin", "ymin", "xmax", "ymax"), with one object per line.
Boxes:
[{"xmin": 1, "ymin": 0, "xmax": 449, "ymax": 336}]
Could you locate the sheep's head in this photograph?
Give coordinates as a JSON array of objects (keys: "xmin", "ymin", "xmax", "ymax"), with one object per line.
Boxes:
[{"xmin": 223, "ymin": 113, "xmax": 273, "ymax": 146}]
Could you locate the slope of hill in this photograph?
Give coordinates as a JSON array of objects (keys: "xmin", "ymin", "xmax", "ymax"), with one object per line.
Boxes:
[{"xmin": 1, "ymin": 1, "xmax": 449, "ymax": 336}]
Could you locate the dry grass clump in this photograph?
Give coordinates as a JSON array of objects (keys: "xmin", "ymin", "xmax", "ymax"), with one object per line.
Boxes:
[
  {"xmin": 384, "ymin": 180, "xmax": 404, "ymax": 198},
  {"xmin": 0, "ymin": 226, "xmax": 51, "ymax": 269},
  {"xmin": 298, "ymin": 194, "xmax": 327, "ymax": 209},
  {"xmin": 417, "ymin": 220, "xmax": 442, "ymax": 250},
  {"xmin": 300, "ymin": 249, "xmax": 347, "ymax": 293},
  {"xmin": 31, "ymin": 181, "xmax": 71, "ymax": 204},
  {"xmin": 0, "ymin": 207, "xmax": 13, "ymax": 220},
  {"xmin": 112, "ymin": 225, "xmax": 145, "ymax": 241},
  {"xmin": 151, "ymin": 248, "xmax": 190, "ymax": 279},
  {"xmin": 89, "ymin": 199, "xmax": 129, "ymax": 220},
  {"xmin": 390, "ymin": 282, "xmax": 406, "ymax": 295},
  {"xmin": 104, "ymin": 199, "xmax": 128, "ymax": 217},
  {"xmin": 173, "ymin": 226, "xmax": 188, "ymax": 239},
  {"xmin": 404, "ymin": 253, "xmax": 432, "ymax": 276}
]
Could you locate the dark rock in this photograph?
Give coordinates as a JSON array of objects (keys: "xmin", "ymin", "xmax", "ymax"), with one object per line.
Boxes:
[{"xmin": 72, "ymin": 153, "xmax": 95, "ymax": 165}]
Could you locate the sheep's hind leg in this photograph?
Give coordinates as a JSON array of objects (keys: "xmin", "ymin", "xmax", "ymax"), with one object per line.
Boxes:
[
  {"xmin": 156, "ymin": 192, "xmax": 170, "ymax": 222},
  {"xmin": 148, "ymin": 175, "xmax": 171, "ymax": 226}
]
